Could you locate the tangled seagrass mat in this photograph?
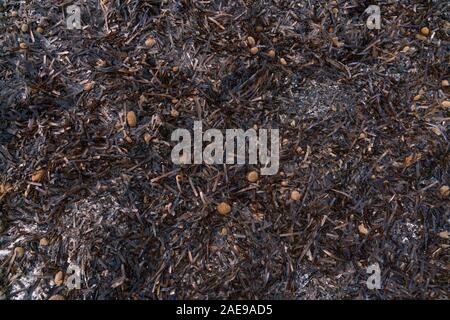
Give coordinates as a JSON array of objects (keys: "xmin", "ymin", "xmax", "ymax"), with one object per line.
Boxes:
[{"xmin": 0, "ymin": 0, "xmax": 449, "ymax": 299}]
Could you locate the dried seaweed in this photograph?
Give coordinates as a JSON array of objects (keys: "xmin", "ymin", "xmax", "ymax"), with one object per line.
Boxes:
[{"xmin": 0, "ymin": 0, "xmax": 449, "ymax": 300}]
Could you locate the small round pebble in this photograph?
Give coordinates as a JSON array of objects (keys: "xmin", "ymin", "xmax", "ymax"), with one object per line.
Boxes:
[
  {"xmin": 420, "ymin": 26, "xmax": 430, "ymax": 36},
  {"xmin": 247, "ymin": 171, "xmax": 259, "ymax": 183},
  {"xmin": 290, "ymin": 190, "xmax": 301, "ymax": 201},
  {"xmin": 250, "ymin": 47, "xmax": 259, "ymax": 55},
  {"xmin": 217, "ymin": 202, "xmax": 231, "ymax": 215},
  {"xmin": 39, "ymin": 238, "xmax": 49, "ymax": 247},
  {"xmin": 439, "ymin": 185, "xmax": 449, "ymax": 197}
]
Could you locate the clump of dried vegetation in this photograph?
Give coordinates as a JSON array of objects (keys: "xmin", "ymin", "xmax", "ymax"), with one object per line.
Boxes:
[{"xmin": 0, "ymin": 0, "xmax": 449, "ymax": 299}]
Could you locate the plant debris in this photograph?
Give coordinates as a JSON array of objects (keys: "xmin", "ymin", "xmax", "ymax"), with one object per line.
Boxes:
[{"xmin": 0, "ymin": 0, "xmax": 448, "ymax": 300}]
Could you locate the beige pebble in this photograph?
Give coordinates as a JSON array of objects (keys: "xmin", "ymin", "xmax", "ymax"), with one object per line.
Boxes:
[
  {"xmin": 442, "ymin": 80, "xmax": 449, "ymax": 87},
  {"xmin": 36, "ymin": 26, "xmax": 44, "ymax": 33},
  {"xmin": 250, "ymin": 47, "xmax": 259, "ymax": 55},
  {"xmin": 49, "ymin": 294, "xmax": 65, "ymax": 300},
  {"xmin": 217, "ymin": 202, "xmax": 231, "ymax": 215},
  {"xmin": 247, "ymin": 171, "xmax": 259, "ymax": 183},
  {"xmin": 19, "ymin": 42, "xmax": 28, "ymax": 49},
  {"xmin": 127, "ymin": 111, "xmax": 137, "ymax": 127},
  {"xmin": 170, "ymin": 109, "xmax": 179, "ymax": 117},
  {"xmin": 279, "ymin": 57, "xmax": 287, "ymax": 65},
  {"xmin": 267, "ymin": 49, "xmax": 276, "ymax": 58},
  {"xmin": 358, "ymin": 224, "xmax": 369, "ymax": 235},
  {"xmin": 290, "ymin": 190, "xmax": 301, "ymax": 201},
  {"xmin": 420, "ymin": 26, "xmax": 430, "ymax": 36},
  {"xmin": 39, "ymin": 238, "xmax": 49, "ymax": 247},
  {"xmin": 21, "ymin": 24, "xmax": 29, "ymax": 32},
  {"xmin": 439, "ymin": 185, "xmax": 449, "ymax": 197},
  {"xmin": 247, "ymin": 36, "xmax": 256, "ymax": 47}
]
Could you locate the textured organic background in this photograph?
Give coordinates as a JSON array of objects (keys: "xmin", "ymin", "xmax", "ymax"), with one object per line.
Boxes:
[{"xmin": 0, "ymin": 0, "xmax": 449, "ymax": 299}]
